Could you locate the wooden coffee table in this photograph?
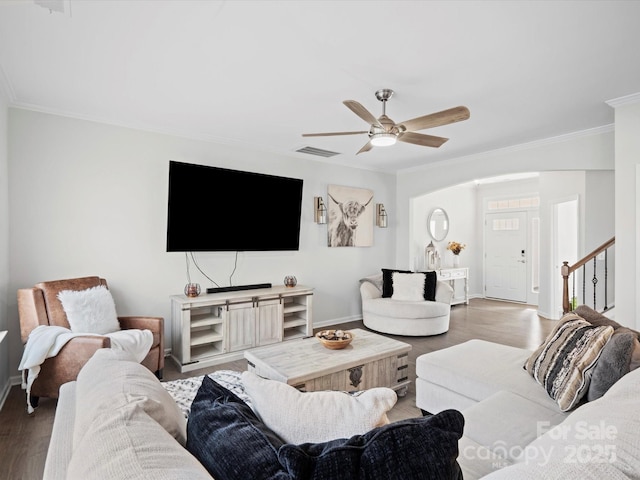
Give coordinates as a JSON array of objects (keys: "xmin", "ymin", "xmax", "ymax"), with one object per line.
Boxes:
[{"xmin": 244, "ymin": 328, "xmax": 411, "ymax": 396}]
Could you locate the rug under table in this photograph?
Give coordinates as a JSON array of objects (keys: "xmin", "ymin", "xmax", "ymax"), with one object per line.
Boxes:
[{"xmin": 161, "ymin": 370, "xmax": 249, "ymax": 418}]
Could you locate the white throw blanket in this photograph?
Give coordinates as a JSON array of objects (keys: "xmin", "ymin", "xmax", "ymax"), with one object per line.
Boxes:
[{"xmin": 19, "ymin": 325, "xmax": 153, "ymax": 413}]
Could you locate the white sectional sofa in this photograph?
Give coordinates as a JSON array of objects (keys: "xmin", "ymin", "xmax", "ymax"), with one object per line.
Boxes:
[
  {"xmin": 45, "ymin": 303, "xmax": 640, "ymax": 480},
  {"xmin": 416, "ymin": 338, "xmax": 640, "ymax": 479},
  {"xmin": 44, "ymin": 348, "xmax": 464, "ymax": 480}
]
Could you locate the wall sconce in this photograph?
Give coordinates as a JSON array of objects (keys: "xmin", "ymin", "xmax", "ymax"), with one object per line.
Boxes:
[
  {"xmin": 314, "ymin": 196, "xmax": 327, "ymax": 224},
  {"xmin": 376, "ymin": 203, "xmax": 388, "ymax": 228}
]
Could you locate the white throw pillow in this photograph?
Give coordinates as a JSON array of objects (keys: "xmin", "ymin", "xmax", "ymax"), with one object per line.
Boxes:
[
  {"xmin": 241, "ymin": 371, "xmax": 397, "ymax": 444},
  {"xmin": 391, "ymin": 272, "xmax": 425, "ymax": 301},
  {"xmin": 58, "ymin": 285, "xmax": 121, "ymax": 334}
]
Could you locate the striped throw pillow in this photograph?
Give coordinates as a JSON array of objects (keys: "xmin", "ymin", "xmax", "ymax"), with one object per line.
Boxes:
[{"xmin": 524, "ymin": 313, "xmax": 613, "ymax": 411}]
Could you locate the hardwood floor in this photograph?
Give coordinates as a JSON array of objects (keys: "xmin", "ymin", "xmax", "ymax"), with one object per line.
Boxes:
[{"xmin": 0, "ymin": 298, "xmax": 555, "ymax": 479}]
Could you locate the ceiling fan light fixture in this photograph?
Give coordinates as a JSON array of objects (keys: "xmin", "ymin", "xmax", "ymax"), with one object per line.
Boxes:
[
  {"xmin": 370, "ymin": 132, "xmax": 397, "ymax": 147},
  {"xmin": 301, "ymin": 89, "xmax": 469, "ymax": 154}
]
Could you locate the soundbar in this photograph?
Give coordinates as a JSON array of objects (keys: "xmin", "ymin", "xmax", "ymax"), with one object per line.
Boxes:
[{"xmin": 206, "ymin": 283, "xmax": 273, "ymax": 294}]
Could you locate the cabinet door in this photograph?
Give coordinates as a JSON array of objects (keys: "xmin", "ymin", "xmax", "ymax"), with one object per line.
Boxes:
[
  {"xmin": 256, "ymin": 299, "xmax": 283, "ymax": 346},
  {"xmin": 225, "ymin": 302, "xmax": 255, "ymax": 352}
]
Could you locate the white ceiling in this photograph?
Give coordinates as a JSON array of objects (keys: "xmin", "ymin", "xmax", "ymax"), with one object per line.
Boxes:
[{"xmin": 1, "ymin": 0, "xmax": 639, "ymax": 173}]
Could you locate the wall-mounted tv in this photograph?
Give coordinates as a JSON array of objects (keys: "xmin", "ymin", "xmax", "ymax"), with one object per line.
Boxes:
[{"xmin": 166, "ymin": 161, "xmax": 303, "ymax": 252}]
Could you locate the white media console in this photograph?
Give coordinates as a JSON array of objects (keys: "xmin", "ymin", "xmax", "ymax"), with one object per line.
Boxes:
[{"xmin": 170, "ymin": 284, "xmax": 313, "ymax": 373}]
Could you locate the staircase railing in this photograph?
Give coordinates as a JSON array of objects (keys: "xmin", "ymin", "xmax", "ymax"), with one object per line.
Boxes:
[{"xmin": 562, "ymin": 237, "xmax": 615, "ymax": 314}]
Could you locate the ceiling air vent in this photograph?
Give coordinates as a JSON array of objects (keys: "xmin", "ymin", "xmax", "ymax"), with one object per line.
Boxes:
[{"xmin": 295, "ymin": 146, "xmax": 340, "ymax": 158}]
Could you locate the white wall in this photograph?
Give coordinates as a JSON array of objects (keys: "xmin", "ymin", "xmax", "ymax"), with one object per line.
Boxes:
[
  {"xmin": 410, "ymin": 171, "xmax": 615, "ymax": 317},
  {"xmin": 396, "ymin": 129, "xmax": 615, "ymax": 273},
  {"xmin": 537, "ymin": 171, "xmax": 586, "ymax": 319},
  {"xmin": 612, "ymin": 97, "xmax": 640, "ymax": 329},
  {"xmin": 585, "ymin": 171, "xmax": 615, "ymax": 251},
  {"xmin": 2, "ymin": 106, "xmax": 627, "ymax": 384},
  {"xmin": 411, "ymin": 183, "xmax": 479, "ymax": 299},
  {"xmin": 0, "ymin": 84, "xmax": 9, "ymax": 404},
  {"xmin": 6, "ymin": 108, "xmax": 396, "ymax": 378},
  {"xmin": 397, "ymin": 130, "xmax": 614, "ymax": 317},
  {"xmin": 584, "ymin": 171, "xmax": 616, "ymax": 312}
]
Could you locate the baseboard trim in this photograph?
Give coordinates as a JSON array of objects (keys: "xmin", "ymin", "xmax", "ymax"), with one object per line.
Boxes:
[{"xmin": 313, "ymin": 315, "xmax": 362, "ymax": 329}]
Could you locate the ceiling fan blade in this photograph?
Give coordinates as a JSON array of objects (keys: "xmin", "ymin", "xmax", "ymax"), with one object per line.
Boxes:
[
  {"xmin": 398, "ymin": 106, "xmax": 470, "ymax": 132},
  {"xmin": 302, "ymin": 131, "xmax": 368, "ymax": 137},
  {"xmin": 356, "ymin": 141, "xmax": 374, "ymax": 155},
  {"xmin": 343, "ymin": 100, "xmax": 383, "ymax": 128},
  {"xmin": 398, "ymin": 131, "xmax": 449, "ymax": 148}
]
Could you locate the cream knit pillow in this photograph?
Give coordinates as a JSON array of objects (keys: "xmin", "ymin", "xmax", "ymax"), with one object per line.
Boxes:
[
  {"xmin": 391, "ymin": 272, "xmax": 427, "ymax": 301},
  {"xmin": 241, "ymin": 371, "xmax": 397, "ymax": 444}
]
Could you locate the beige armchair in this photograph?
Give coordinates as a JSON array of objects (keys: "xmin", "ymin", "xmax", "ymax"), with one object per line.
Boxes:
[{"xmin": 18, "ymin": 276, "xmax": 164, "ymax": 401}]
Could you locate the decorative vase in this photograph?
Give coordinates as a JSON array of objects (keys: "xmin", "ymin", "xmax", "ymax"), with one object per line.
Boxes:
[
  {"xmin": 453, "ymin": 255, "xmax": 460, "ymax": 267},
  {"xmin": 284, "ymin": 275, "xmax": 297, "ymax": 288},
  {"xmin": 184, "ymin": 283, "xmax": 201, "ymax": 297}
]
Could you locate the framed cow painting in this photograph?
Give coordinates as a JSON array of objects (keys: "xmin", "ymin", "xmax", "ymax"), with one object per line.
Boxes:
[{"xmin": 327, "ymin": 184, "xmax": 374, "ymax": 247}]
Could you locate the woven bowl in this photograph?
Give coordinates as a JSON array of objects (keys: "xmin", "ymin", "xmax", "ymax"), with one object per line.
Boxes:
[{"xmin": 315, "ymin": 330, "xmax": 354, "ymax": 350}]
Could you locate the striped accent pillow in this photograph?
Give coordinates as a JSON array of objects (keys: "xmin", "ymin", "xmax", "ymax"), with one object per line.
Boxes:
[{"xmin": 524, "ymin": 313, "xmax": 613, "ymax": 411}]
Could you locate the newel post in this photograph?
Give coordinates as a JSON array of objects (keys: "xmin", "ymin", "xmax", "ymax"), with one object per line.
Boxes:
[{"xmin": 561, "ymin": 261, "xmax": 571, "ymax": 314}]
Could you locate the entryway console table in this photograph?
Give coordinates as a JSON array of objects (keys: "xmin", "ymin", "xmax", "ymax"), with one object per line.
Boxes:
[
  {"xmin": 170, "ymin": 285, "xmax": 313, "ymax": 373},
  {"xmin": 437, "ymin": 268, "xmax": 469, "ymax": 306}
]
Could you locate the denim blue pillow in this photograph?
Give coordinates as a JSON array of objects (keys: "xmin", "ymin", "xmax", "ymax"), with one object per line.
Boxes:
[
  {"xmin": 278, "ymin": 409, "xmax": 464, "ymax": 480},
  {"xmin": 186, "ymin": 376, "xmax": 290, "ymax": 480}
]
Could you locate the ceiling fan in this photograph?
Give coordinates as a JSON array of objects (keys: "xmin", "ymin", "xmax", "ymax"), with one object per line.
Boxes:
[{"xmin": 302, "ymin": 89, "xmax": 470, "ymax": 154}]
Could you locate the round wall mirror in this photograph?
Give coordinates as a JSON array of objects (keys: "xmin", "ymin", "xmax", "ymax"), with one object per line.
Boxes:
[{"xmin": 428, "ymin": 207, "xmax": 449, "ymax": 241}]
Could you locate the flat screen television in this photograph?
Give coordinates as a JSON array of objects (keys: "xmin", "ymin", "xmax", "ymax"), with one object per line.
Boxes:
[{"xmin": 166, "ymin": 161, "xmax": 304, "ymax": 252}]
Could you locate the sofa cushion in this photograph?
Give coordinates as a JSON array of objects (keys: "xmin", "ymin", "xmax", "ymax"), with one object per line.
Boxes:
[
  {"xmin": 381, "ymin": 268, "xmax": 412, "ymax": 297},
  {"xmin": 457, "ymin": 435, "xmax": 515, "ymax": 480},
  {"xmin": 57, "ymin": 284, "xmax": 121, "ymax": 334},
  {"xmin": 242, "ymin": 371, "xmax": 397, "ymax": 444},
  {"xmin": 74, "ymin": 348, "xmax": 186, "ymax": 448},
  {"xmin": 186, "ymin": 375, "xmax": 289, "ymax": 480},
  {"xmin": 43, "ymin": 381, "xmax": 77, "ymax": 480},
  {"xmin": 416, "ymin": 339, "xmax": 559, "ymax": 412},
  {"xmin": 460, "ymin": 390, "xmax": 566, "ymax": 464},
  {"xmin": 511, "ymin": 366, "xmax": 640, "ymax": 477},
  {"xmin": 481, "ymin": 461, "xmax": 631, "ymax": 480},
  {"xmin": 362, "ymin": 297, "xmax": 450, "ymax": 319},
  {"xmin": 524, "ymin": 314, "xmax": 614, "ymax": 411},
  {"xmin": 278, "ymin": 410, "xmax": 465, "ymax": 480},
  {"xmin": 67, "ymin": 402, "xmax": 211, "ymax": 480}
]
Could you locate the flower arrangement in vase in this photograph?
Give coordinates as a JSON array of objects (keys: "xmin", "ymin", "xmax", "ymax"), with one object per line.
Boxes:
[{"xmin": 447, "ymin": 241, "xmax": 466, "ymax": 267}]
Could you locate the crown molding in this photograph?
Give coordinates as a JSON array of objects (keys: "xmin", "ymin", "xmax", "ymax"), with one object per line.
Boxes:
[
  {"xmin": 606, "ymin": 92, "xmax": 640, "ymax": 108},
  {"xmin": 9, "ymin": 99, "xmax": 617, "ymax": 177},
  {"xmin": 402, "ymin": 124, "xmax": 615, "ymax": 174}
]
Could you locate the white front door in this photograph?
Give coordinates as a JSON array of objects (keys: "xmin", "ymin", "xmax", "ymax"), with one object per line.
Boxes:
[{"xmin": 485, "ymin": 211, "xmax": 528, "ymax": 302}]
